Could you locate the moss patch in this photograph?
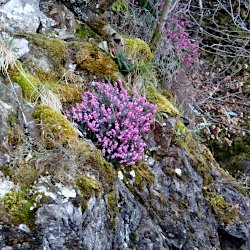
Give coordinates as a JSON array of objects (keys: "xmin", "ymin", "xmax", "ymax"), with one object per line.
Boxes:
[
  {"xmin": 76, "ymin": 176, "xmax": 100, "ymax": 210},
  {"xmin": 0, "ymin": 189, "xmax": 38, "ymax": 228},
  {"xmin": 131, "ymin": 161, "xmax": 155, "ymax": 191},
  {"xmin": 147, "ymin": 86, "xmax": 180, "ymax": 116},
  {"xmin": 76, "ymin": 43, "xmax": 120, "ymax": 80},
  {"xmin": 204, "ymin": 191, "xmax": 241, "ymax": 225},
  {"xmin": 176, "ymin": 120, "xmax": 187, "ymax": 135},
  {"xmin": 71, "ymin": 140, "xmax": 117, "ymax": 192},
  {"xmin": 8, "ymin": 63, "xmax": 40, "ymax": 100},
  {"xmin": 33, "ymin": 105, "xmax": 78, "ymax": 147},
  {"xmin": 175, "ymin": 133, "xmax": 215, "ymax": 186},
  {"xmin": 76, "ymin": 23, "xmax": 99, "ymax": 40},
  {"xmin": 24, "ymin": 34, "xmax": 68, "ymax": 75},
  {"xmin": 111, "ymin": 0, "xmax": 127, "ymax": 13},
  {"xmin": 107, "ymin": 191, "xmax": 119, "ymax": 228},
  {"xmin": 32, "ymin": 66, "xmax": 59, "ymax": 85},
  {"xmin": 124, "ymin": 37, "xmax": 153, "ymax": 63},
  {"xmin": 51, "ymin": 84, "xmax": 83, "ymax": 103}
]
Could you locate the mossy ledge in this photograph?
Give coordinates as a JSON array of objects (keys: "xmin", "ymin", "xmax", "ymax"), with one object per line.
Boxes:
[
  {"xmin": 33, "ymin": 105, "xmax": 78, "ymax": 148},
  {"xmin": 204, "ymin": 191, "xmax": 241, "ymax": 225},
  {"xmin": 76, "ymin": 42, "xmax": 120, "ymax": 80}
]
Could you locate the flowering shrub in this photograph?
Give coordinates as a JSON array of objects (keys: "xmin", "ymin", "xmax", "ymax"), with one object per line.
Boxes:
[
  {"xmin": 164, "ymin": 12, "xmax": 200, "ymax": 68},
  {"xmin": 128, "ymin": 0, "xmax": 200, "ymax": 69},
  {"xmin": 67, "ymin": 81, "xmax": 156, "ymax": 166}
]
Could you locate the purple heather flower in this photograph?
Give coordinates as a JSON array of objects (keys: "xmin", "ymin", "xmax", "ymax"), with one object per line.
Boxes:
[{"xmin": 67, "ymin": 81, "xmax": 156, "ymax": 166}]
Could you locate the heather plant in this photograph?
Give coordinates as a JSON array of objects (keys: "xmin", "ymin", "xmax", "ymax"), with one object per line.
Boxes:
[
  {"xmin": 110, "ymin": 0, "xmax": 200, "ymax": 83},
  {"xmin": 163, "ymin": 12, "xmax": 200, "ymax": 68},
  {"xmin": 67, "ymin": 81, "xmax": 156, "ymax": 166}
]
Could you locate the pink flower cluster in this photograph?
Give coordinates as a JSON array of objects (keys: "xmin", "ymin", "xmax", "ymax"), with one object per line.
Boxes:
[
  {"xmin": 67, "ymin": 81, "xmax": 156, "ymax": 166},
  {"xmin": 164, "ymin": 12, "xmax": 200, "ymax": 68}
]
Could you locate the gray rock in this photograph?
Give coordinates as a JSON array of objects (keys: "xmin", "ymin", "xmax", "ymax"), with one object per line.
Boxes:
[
  {"xmin": 0, "ymin": 0, "xmax": 55, "ymax": 33},
  {"xmin": 0, "ymin": 153, "xmax": 8, "ymax": 168},
  {"xmin": 12, "ymin": 38, "xmax": 29, "ymax": 59}
]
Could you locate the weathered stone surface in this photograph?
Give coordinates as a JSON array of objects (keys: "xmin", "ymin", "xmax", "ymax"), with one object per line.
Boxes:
[
  {"xmin": 39, "ymin": 0, "xmax": 77, "ymax": 33},
  {"xmin": 0, "ymin": 82, "xmax": 22, "ymax": 148},
  {"xmin": 0, "ymin": 0, "xmax": 55, "ymax": 33},
  {"xmin": 12, "ymin": 38, "xmax": 30, "ymax": 59}
]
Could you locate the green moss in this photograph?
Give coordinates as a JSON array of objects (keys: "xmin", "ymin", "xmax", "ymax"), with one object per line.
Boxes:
[
  {"xmin": 9, "ymin": 63, "xmax": 40, "ymax": 100},
  {"xmin": 32, "ymin": 66, "xmax": 59, "ymax": 85},
  {"xmin": 205, "ymin": 191, "xmax": 240, "ymax": 225},
  {"xmin": 76, "ymin": 43, "xmax": 120, "ymax": 80},
  {"xmin": 111, "ymin": 0, "xmax": 127, "ymax": 13},
  {"xmin": 76, "ymin": 176, "xmax": 100, "ymax": 210},
  {"xmin": 107, "ymin": 191, "xmax": 119, "ymax": 228},
  {"xmin": 176, "ymin": 120, "xmax": 187, "ymax": 135},
  {"xmin": 124, "ymin": 37, "xmax": 153, "ymax": 63},
  {"xmin": 175, "ymin": 133, "xmax": 215, "ymax": 186},
  {"xmin": 33, "ymin": 105, "xmax": 78, "ymax": 147},
  {"xmin": 0, "ymin": 189, "xmax": 37, "ymax": 228},
  {"xmin": 24, "ymin": 34, "xmax": 68, "ymax": 74},
  {"xmin": 51, "ymin": 84, "xmax": 83, "ymax": 103},
  {"xmin": 146, "ymin": 86, "xmax": 180, "ymax": 117},
  {"xmin": 72, "ymin": 140, "xmax": 117, "ymax": 193},
  {"xmin": 76, "ymin": 23, "xmax": 98, "ymax": 39},
  {"xmin": 132, "ymin": 161, "xmax": 155, "ymax": 191}
]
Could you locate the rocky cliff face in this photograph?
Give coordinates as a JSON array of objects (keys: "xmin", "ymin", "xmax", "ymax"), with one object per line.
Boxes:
[{"xmin": 0, "ymin": 1, "xmax": 250, "ymax": 249}]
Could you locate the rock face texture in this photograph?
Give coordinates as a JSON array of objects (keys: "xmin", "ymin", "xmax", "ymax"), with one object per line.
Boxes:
[
  {"xmin": 0, "ymin": 0, "xmax": 55, "ymax": 33},
  {"xmin": 0, "ymin": 1, "xmax": 250, "ymax": 250}
]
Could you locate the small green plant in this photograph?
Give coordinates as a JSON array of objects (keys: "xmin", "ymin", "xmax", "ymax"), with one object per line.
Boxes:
[{"xmin": 112, "ymin": 0, "xmax": 127, "ymax": 13}]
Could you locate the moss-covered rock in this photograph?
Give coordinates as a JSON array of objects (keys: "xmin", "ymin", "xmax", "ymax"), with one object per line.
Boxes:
[
  {"xmin": 51, "ymin": 84, "xmax": 83, "ymax": 103},
  {"xmin": 33, "ymin": 105, "xmax": 78, "ymax": 147},
  {"xmin": 175, "ymin": 131, "xmax": 215, "ymax": 187},
  {"xmin": 147, "ymin": 86, "xmax": 180, "ymax": 117},
  {"xmin": 71, "ymin": 140, "xmax": 117, "ymax": 192},
  {"xmin": 124, "ymin": 37, "xmax": 153, "ymax": 63},
  {"xmin": 8, "ymin": 63, "xmax": 40, "ymax": 100},
  {"xmin": 31, "ymin": 66, "xmax": 59, "ymax": 85},
  {"xmin": 76, "ymin": 43, "xmax": 120, "ymax": 80},
  {"xmin": 133, "ymin": 161, "xmax": 155, "ymax": 190},
  {"xmin": 107, "ymin": 191, "xmax": 119, "ymax": 228},
  {"xmin": 76, "ymin": 23, "xmax": 99, "ymax": 40},
  {"xmin": 76, "ymin": 176, "xmax": 100, "ymax": 210},
  {"xmin": 24, "ymin": 34, "xmax": 68, "ymax": 74},
  {"xmin": 204, "ymin": 191, "xmax": 241, "ymax": 225},
  {"xmin": 0, "ymin": 189, "xmax": 38, "ymax": 228}
]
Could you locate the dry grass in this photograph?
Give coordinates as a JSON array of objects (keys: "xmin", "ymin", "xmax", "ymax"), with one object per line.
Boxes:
[
  {"xmin": 0, "ymin": 39, "xmax": 16, "ymax": 74},
  {"xmin": 40, "ymin": 89, "xmax": 62, "ymax": 112}
]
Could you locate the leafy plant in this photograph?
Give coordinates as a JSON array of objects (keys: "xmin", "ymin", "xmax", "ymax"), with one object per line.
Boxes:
[{"xmin": 67, "ymin": 81, "xmax": 156, "ymax": 166}]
